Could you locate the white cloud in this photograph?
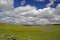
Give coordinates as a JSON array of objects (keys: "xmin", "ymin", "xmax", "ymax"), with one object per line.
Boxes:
[
  {"xmin": 46, "ymin": 2, "xmax": 54, "ymax": 7},
  {"xmin": 0, "ymin": 5, "xmax": 57, "ymax": 25},
  {"xmin": 0, "ymin": 0, "xmax": 14, "ymax": 11},
  {"xmin": 0, "ymin": 0, "xmax": 60, "ymax": 25},
  {"xmin": 50, "ymin": 0, "xmax": 56, "ymax": 2},
  {"xmin": 46, "ymin": 0, "xmax": 57, "ymax": 7},
  {"xmin": 21, "ymin": 0, "xmax": 25, "ymax": 6},
  {"xmin": 36, "ymin": 0, "xmax": 58, "ymax": 7},
  {"xmin": 55, "ymin": 4, "xmax": 60, "ymax": 15}
]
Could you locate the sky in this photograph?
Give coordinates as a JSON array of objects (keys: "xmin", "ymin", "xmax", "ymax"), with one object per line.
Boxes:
[
  {"xmin": 14, "ymin": 0, "xmax": 60, "ymax": 8},
  {"xmin": 0, "ymin": 0, "xmax": 60, "ymax": 25}
]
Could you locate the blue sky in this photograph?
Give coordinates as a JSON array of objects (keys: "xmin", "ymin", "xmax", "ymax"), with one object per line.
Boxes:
[{"xmin": 14, "ymin": 0, "xmax": 60, "ymax": 9}]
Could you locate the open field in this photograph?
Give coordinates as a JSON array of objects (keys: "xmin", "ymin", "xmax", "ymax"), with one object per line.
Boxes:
[{"xmin": 0, "ymin": 24, "xmax": 60, "ymax": 40}]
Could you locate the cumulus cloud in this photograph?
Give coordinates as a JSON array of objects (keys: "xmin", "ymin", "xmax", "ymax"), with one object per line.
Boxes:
[
  {"xmin": 0, "ymin": 0, "xmax": 60, "ymax": 25},
  {"xmin": 0, "ymin": 0, "xmax": 14, "ymax": 11},
  {"xmin": 55, "ymin": 4, "xmax": 60, "ymax": 15},
  {"xmin": 0, "ymin": 4, "xmax": 59, "ymax": 25}
]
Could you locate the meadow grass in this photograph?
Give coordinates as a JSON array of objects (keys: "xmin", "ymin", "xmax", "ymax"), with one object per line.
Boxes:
[{"xmin": 0, "ymin": 24, "xmax": 60, "ymax": 40}]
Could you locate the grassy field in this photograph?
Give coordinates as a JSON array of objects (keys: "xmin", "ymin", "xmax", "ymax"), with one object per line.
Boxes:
[{"xmin": 0, "ymin": 24, "xmax": 60, "ymax": 40}]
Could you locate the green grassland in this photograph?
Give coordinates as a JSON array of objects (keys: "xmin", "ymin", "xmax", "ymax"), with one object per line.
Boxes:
[{"xmin": 0, "ymin": 24, "xmax": 60, "ymax": 40}]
